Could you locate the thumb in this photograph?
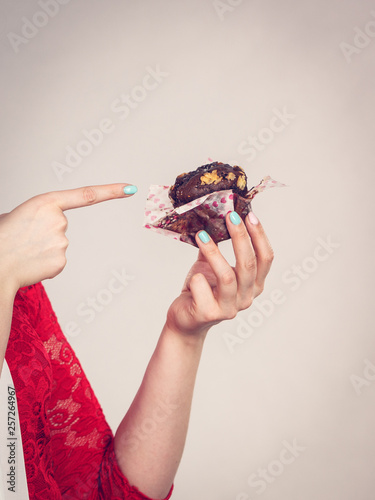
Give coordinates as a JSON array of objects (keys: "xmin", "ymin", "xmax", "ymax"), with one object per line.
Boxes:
[{"xmin": 49, "ymin": 184, "xmax": 137, "ymax": 211}]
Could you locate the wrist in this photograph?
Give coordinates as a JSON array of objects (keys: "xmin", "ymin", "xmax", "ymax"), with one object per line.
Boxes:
[
  {"xmin": 162, "ymin": 321, "xmax": 209, "ymax": 349},
  {"xmin": 0, "ymin": 273, "xmax": 19, "ymax": 302}
]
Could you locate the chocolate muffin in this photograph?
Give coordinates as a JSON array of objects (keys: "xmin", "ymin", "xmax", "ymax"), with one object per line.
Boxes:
[
  {"xmin": 169, "ymin": 162, "xmax": 248, "ymax": 208},
  {"xmin": 156, "ymin": 161, "xmax": 253, "ymax": 246},
  {"xmin": 159, "ymin": 194, "xmax": 252, "ymax": 246}
]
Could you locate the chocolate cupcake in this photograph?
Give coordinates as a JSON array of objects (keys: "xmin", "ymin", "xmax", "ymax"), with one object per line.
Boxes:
[
  {"xmin": 144, "ymin": 165, "xmax": 285, "ymax": 247},
  {"xmin": 156, "ymin": 162, "xmax": 252, "ymax": 246},
  {"xmin": 169, "ymin": 162, "xmax": 248, "ymax": 208}
]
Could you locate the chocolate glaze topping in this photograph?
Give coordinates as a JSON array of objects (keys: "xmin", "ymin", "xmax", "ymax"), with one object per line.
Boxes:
[{"xmin": 169, "ymin": 162, "xmax": 248, "ymax": 208}]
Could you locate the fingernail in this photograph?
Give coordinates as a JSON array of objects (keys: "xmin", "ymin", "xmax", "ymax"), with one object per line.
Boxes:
[
  {"xmin": 229, "ymin": 211, "xmax": 241, "ymax": 225},
  {"xmin": 198, "ymin": 230, "xmax": 210, "ymax": 244},
  {"xmin": 248, "ymin": 211, "xmax": 259, "ymax": 225},
  {"xmin": 124, "ymin": 185, "xmax": 138, "ymax": 195}
]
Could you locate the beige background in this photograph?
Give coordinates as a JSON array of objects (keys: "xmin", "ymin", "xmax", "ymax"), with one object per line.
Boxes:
[{"xmin": 1, "ymin": 0, "xmax": 374, "ymax": 498}]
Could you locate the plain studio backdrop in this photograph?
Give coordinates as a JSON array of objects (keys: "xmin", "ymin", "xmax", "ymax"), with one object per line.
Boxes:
[{"xmin": 1, "ymin": 0, "xmax": 374, "ymax": 499}]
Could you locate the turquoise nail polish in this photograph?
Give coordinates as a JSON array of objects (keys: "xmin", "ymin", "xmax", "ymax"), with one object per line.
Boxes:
[
  {"xmin": 229, "ymin": 211, "xmax": 241, "ymax": 225},
  {"xmin": 124, "ymin": 185, "xmax": 138, "ymax": 195},
  {"xmin": 198, "ymin": 231, "xmax": 210, "ymax": 244}
]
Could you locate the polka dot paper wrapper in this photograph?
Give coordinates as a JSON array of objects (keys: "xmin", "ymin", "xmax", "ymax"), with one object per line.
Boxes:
[{"xmin": 143, "ymin": 176, "xmax": 286, "ymax": 247}]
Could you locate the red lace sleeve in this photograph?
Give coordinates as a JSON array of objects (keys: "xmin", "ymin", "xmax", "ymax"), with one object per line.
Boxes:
[{"xmin": 7, "ymin": 283, "xmax": 173, "ymax": 500}]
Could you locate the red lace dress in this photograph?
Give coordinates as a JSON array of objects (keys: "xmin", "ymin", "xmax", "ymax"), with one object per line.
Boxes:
[{"xmin": 5, "ymin": 283, "xmax": 173, "ymax": 500}]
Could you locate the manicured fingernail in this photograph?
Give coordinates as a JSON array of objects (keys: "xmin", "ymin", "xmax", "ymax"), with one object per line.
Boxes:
[
  {"xmin": 248, "ymin": 211, "xmax": 259, "ymax": 225},
  {"xmin": 124, "ymin": 185, "xmax": 138, "ymax": 195},
  {"xmin": 198, "ymin": 230, "xmax": 210, "ymax": 244},
  {"xmin": 229, "ymin": 211, "xmax": 241, "ymax": 225}
]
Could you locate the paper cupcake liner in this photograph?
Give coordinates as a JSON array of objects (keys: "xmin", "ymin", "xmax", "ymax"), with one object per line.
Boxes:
[{"xmin": 143, "ymin": 176, "xmax": 286, "ymax": 247}]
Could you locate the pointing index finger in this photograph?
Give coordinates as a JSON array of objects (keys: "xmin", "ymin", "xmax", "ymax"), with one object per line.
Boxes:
[{"xmin": 51, "ymin": 184, "xmax": 137, "ymax": 211}]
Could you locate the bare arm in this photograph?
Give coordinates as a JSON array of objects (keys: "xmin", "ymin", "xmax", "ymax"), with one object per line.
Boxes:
[
  {"xmin": 0, "ymin": 286, "xmax": 17, "ymax": 377},
  {"xmin": 0, "ymin": 211, "xmax": 21, "ymax": 376},
  {"xmin": 114, "ymin": 325, "xmax": 205, "ymax": 499},
  {"xmin": 114, "ymin": 211, "xmax": 274, "ymax": 499}
]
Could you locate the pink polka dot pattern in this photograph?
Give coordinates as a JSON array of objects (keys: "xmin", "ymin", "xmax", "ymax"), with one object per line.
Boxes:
[
  {"xmin": 143, "ymin": 175, "xmax": 286, "ymax": 244},
  {"xmin": 247, "ymin": 176, "xmax": 287, "ymax": 200}
]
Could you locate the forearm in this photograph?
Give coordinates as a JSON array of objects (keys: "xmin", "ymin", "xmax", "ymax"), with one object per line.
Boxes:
[
  {"xmin": 114, "ymin": 324, "xmax": 207, "ymax": 500},
  {"xmin": 0, "ymin": 284, "xmax": 17, "ymax": 377}
]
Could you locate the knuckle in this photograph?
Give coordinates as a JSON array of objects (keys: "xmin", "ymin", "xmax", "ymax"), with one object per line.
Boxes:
[
  {"xmin": 239, "ymin": 297, "xmax": 254, "ymax": 310},
  {"xmin": 58, "ymin": 214, "xmax": 68, "ymax": 232},
  {"xmin": 263, "ymin": 247, "xmax": 275, "ymax": 265},
  {"xmin": 236, "ymin": 225, "xmax": 249, "ymax": 239},
  {"xmin": 202, "ymin": 310, "xmax": 218, "ymax": 323},
  {"xmin": 54, "ymin": 255, "xmax": 67, "ymax": 275},
  {"xmin": 62, "ymin": 214, "xmax": 68, "ymax": 230},
  {"xmin": 37, "ymin": 192, "xmax": 53, "ymax": 204},
  {"xmin": 187, "ymin": 273, "xmax": 201, "ymax": 290},
  {"xmin": 243, "ymin": 258, "xmax": 257, "ymax": 273},
  {"xmin": 193, "ymin": 272, "xmax": 205, "ymax": 282},
  {"xmin": 224, "ymin": 307, "xmax": 238, "ymax": 320},
  {"xmin": 62, "ymin": 236, "xmax": 69, "ymax": 249},
  {"xmin": 57, "ymin": 234, "xmax": 69, "ymax": 251},
  {"xmin": 221, "ymin": 269, "xmax": 236, "ymax": 286},
  {"xmin": 197, "ymin": 304, "xmax": 219, "ymax": 324},
  {"xmin": 82, "ymin": 186, "xmax": 97, "ymax": 204},
  {"xmin": 264, "ymin": 248, "xmax": 275, "ymax": 264},
  {"xmin": 31, "ymin": 193, "xmax": 54, "ymax": 211}
]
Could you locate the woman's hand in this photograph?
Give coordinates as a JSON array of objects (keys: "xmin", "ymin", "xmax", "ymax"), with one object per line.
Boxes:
[
  {"xmin": 166, "ymin": 211, "xmax": 274, "ymax": 338},
  {"xmin": 115, "ymin": 210, "xmax": 273, "ymax": 499},
  {"xmin": 0, "ymin": 184, "xmax": 136, "ymax": 295}
]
